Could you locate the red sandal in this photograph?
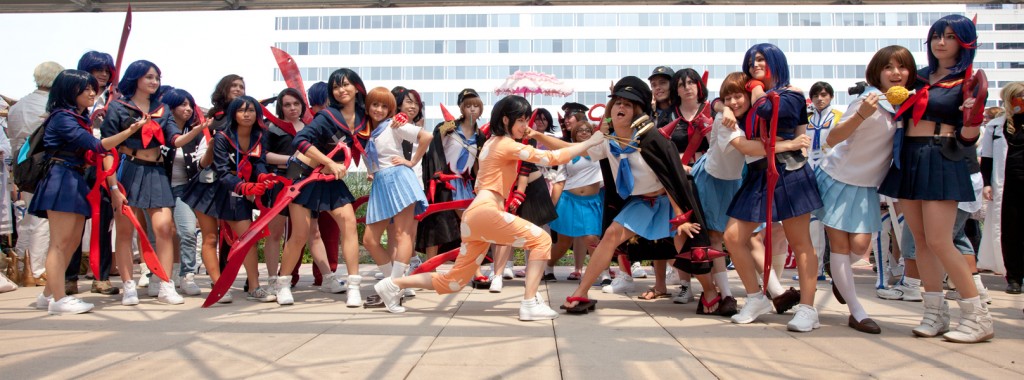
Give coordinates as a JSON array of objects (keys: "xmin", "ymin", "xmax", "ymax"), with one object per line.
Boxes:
[
  {"xmin": 696, "ymin": 292, "xmax": 721, "ymax": 315},
  {"xmin": 560, "ymin": 296, "xmax": 598, "ymax": 314}
]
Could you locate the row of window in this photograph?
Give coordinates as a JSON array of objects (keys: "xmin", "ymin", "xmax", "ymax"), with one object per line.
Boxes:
[
  {"xmin": 275, "ymin": 38, "xmax": 934, "ymax": 57},
  {"xmin": 274, "ymin": 63, "xmax": 1018, "ymax": 83},
  {"xmin": 274, "ymin": 11, "xmax": 982, "ymax": 31}
]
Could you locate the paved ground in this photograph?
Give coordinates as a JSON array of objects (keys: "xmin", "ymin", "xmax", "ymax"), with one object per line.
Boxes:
[{"xmin": 1, "ymin": 265, "xmax": 1022, "ymax": 379}]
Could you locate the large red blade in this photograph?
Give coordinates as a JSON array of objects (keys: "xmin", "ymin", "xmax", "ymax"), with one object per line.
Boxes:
[
  {"xmin": 120, "ymin": 204, "xmax": 169, "ymax": 282},
  {"xmin": 271, "ymin": 46, "xmax": 313, "ymax": 125},
  {"xmin": 203, "ymin": 145, "xmax": 351, "ymax": 307},
  {"xmin": 762, "ymin": 93, "xmax": 781, "ymax": 293},
  {"xmin": 414, "ymin": 199, "xmax": 473, "ymax": 221}
]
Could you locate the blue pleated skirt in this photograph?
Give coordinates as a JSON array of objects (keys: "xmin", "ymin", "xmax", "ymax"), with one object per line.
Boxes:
[
  {"xmin": 181, "ymin": 177, "xmax": 255, "ymax": 221},
  {"xmin": 29, "ymin": 163, "xmax": 91, "ymax": 218},
  {"xmin": 726, "ymin": 159, "xmax": 823, "ymax": 223},
  {"xmin": 452, "ymin": 177, "xmax": 475, "ymax": 201},
  {"xmin": 691, "ymin": 156, "xmax": 742, "ymax": 232},
  {"xmin": 614, "ymin": 194, "xmax": 673, "ymax": 241},
  {"xmin": 812, "ymin": 166, "xmax": 882, "ymax": 233},
  {"xmin": 118, "ymin": 159, "xmax": 174, "ymax": 209},
  {"xmin": 878, "ymin": 139, "xmax": 975, "ymax": 202},
  {"xmin": 366, "ymin": 165, "xmax": 428, "ymax": 224},
  {"xmin": 549, "ymin": 190, "xmax": 604, "ymax": 237},
  {"xmin": 293, "ymin": 178, "xmax": 355, "ymax": 213}
]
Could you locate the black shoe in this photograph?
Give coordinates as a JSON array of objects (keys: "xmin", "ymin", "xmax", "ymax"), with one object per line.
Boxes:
[
  {"xmin": 541, "ymin": 273, "xmax": 557, "ymax": 282},
  {"xmin": 1007, "ymin": 281, "xmax": 1022, "ymax": 295}
]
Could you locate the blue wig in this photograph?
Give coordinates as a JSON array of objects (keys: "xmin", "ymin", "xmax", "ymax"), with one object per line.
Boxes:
[
  {"xmin": 742, "ymin": 43, "xmax": 790, "ymax": 90},
  {"xmin": 223, "ymin": 95, "xmax": 264, "ymax": 132},
  {"xmin": 76, "ymin": 51, "xmax": 114, "ymax": 76},
  {"xmin": 118, "ymin": 60, "xmax": 161, "ymax": 101},
  {"xmin": 161, "ymin": 88, "xmax": 198, "ymax": 126},
  {"xmin": 46, "ymin": 69, "xmax": 99, "ymax": 114},
  {"xmin": 326, "ymin": 68, "xmax": 366, "ymax": 110},
  {"xmin": 925, "ymin": 14, "xmax": 977, "ymax": 75},
  {"xmin": 307, "ymin": 81, "xmax": 329, "ymax": 108}
]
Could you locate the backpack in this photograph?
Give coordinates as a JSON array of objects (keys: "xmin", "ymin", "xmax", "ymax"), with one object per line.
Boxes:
[{"xmin": 13, "ymin": 112, "xmax": 66, "ymax": 194}]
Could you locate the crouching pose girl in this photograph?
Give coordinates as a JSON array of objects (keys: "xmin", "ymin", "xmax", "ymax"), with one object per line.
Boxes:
[{"xmin": 374, "ymin": 95, "xmax": 604, "ymax": 320}]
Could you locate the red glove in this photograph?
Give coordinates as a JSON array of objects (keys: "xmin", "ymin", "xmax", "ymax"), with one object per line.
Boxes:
[
  {"xmin": 745, "ymin": 79, "xmax": 765, "ymax": 93},
  {"xmin": 235, "ymin": 182, "xmax": 268, "ymax": 196},
  {"xmin": 506, "ymin": 190, "xmax": 526, "ymax": 214},
  {"xmin": 669, "ymin": 210, "xmax": 694, "ymax": 228}
]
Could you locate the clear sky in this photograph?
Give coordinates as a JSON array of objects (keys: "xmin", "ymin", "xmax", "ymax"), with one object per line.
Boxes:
[{"xmin": 0, "ymin": 9, "xmax": 281, "ymax": 108}]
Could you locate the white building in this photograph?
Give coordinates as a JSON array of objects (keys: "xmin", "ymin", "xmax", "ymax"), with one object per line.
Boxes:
[{"xmin": 269, "ymin": 4, "xmax": 1019, "ymax": 127}]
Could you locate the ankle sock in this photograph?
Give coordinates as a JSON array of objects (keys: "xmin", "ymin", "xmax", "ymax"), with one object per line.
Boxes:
[
  {"xmin": 766, "ymin": 268, "xmax": 785, "ymax": 298},
  {"xmin": 972, "ymin": 273, "xmax": 987, "ymax": 292},
  {"xmin": 829, "ymin": 253, "xmax": 868, "ymax": 322},
  {"xmin": 713, "ymin": 271, "xmax": 732, "ymax": 297},
  {"xmin": 392, "ymin": 261, "xmax": 409, "ymax": 279}
]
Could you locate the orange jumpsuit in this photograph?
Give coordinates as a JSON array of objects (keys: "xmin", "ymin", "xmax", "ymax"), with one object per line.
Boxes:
[{"xmin": 431, "ymin": 136, "xmax": 577, "ymax": 293}]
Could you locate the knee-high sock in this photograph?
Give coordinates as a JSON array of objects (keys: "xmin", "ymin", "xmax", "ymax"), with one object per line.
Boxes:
[
  {"xmin": 831, "ymin": 252, "xmax": 869, "ymax": 321},
  {"xmin": 379, "ymin": 262, "xmax": 394, "ymax": 279},
  {"xmin": 713, "ymin": 271, "xmax": 732, "ymax": 297},
  {"xmin": 392, "ymin": 261, "xmax": 409, "ymax": 280},
  {"xmin": 766, "ymin": 268, "xmax": 786, "ymax": 298}
]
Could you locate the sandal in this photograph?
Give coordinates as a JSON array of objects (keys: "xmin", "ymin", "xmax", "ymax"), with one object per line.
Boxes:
[
  {"xmin": 567, "ymin": 271, "xmax": 581, "ymax": 281},
  {"xmin": 696, "ymin": 292, "xmax": 721, "ymax": 315},
  {"xmin": 638, "ymin": 287, "xmax": 670, "ymax": 300},
  {"xmin": 560, "ymin": 296, "xmax": 598, "ymax": 314},
  {"xmin": 471, "ymin": 276, "xmax": 491, "ymax": 289}
]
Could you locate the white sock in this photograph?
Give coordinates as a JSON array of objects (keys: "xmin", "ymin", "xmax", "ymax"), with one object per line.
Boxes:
[
  {"xmin": 766, "ymin": 268, "xmax": 786, "ymax": 298},
  {"xmin": 972, "ymin": 274, "xmax": 987, "ymax": 292},
  {"xmin": 392, "ymin": 261, "xmax": 408, "ymax": 279},
  {"xmin": 713, "ymin": 271, "xmax": 732, "ymax": 297},
  {"xmin": 830, "ymin": 253, "xmax": 869, "ymax": 322},
  {"xmin": 747, "ymin": 291, "xmax": 766, "ymax": 300},
  {"xmin": 379, "ymin": 262, "xmax": 393, "ymax": 278}
]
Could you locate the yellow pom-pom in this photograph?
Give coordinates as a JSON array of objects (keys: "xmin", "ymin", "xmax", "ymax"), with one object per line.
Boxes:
[{"xmin": 885, "ymin": 86, "xmax": 910, "ymax": 106}]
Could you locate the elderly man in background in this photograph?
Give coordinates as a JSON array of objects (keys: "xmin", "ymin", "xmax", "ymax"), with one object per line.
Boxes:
[{"xmin": 6, "ymin": 61, "xmax": 63, "ymax": 287}]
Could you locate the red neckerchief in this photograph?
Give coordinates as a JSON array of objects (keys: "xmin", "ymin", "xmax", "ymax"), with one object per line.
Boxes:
[
  {"xmin": 221, "ymin": 129, "xmax": 263, "ymax": 181},
  {"xmin": 323, "ymin": 108, "xmax": 366, "ymax": 166},
  {"xmin": 115, "ymin": 99, "xmax": 166, "ymax": 146},
  {"xmin": 678, "ymin": 102, "xmax": 713, "ymax": 165}
]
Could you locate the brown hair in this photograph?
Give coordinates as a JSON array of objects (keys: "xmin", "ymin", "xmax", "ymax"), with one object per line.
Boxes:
[
  {"xmin": 865, "ymin": 45, "xmax": 917, "ymax": 90},
  {"xmin": 366, "ymin": 86, "xmax": 397, "ymax": 131},
  {"xmin": 719, "ymin": 72, "xmax": 750, "ymax": 98},
  {"xmin": 602, "ymin": 96, "xmax": 645, "ymax": 131},
  {"xmin": 209, "ymin": 74, "xmax": 244, "ymax": 117}
]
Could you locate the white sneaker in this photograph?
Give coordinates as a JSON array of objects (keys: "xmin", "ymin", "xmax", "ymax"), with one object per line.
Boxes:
[
  {"xmin": 35, "ymin": 293, "xmax": 53, "ymax": 310},
  {"xmin": 944, "ymin": 290, "xmax": 961, "ymax": 300},
  {"xmin": 346, "ymin": 275, "xmax": 363, "ymax": 307},
  {"xmin": 181, "ymin": 273, "xmax": 201, "ymax": 296},
  {"xmin": 122, "ymin": 280, "xmax": 140, "ymax": 306},
  {"xmin": 276, "ymin": 276, "xmax": 294, "ymax": 305},
  {"xmin": 519, "ymin": 296, "xmax": 558, "ymax": 321},
  {"xmin": 147, "ymin": 276, "xmax": 161, "ymax": 297},
  {"xmin": 786, "ymin": 304, "xmax": 821, "ymax": 332},
  {"xmin": 409, "ymin": 255, "xmax": 422, "ymax": 275},
  {"xmin": 374, "ymin": 272, "xmax": 386, "ymax": 280},
  {"xmin": 218, "ymin": 291, "xmax": 234, "ymax": 304},
  {"xmin": 48, "ymin": 296, "xmax": 94, "ymax": 315},
  {"xmin": 503, "ymin": 263, "xmax": 514, "ymax": 280},
  {"xmin": 158, "ymin": 281, "xmax": 184, "ymax": 305},
  {"xmin": 247, "ymin": 286, "xmax": 277, "ymax": 302},
  {"xmin": 631, "ymin": 262, "xmax": 648, "ymax": 278},
  {"xmin": 731, "ymin": 294, "xmax": 773, "ymax": 324},
  {"xmin": 602, "ymin": 275, "xmax": 635, "ymax": 294},
  {"xmin": 593, "ymin": 270, "xmax": 612, "ymax": 287},
  {"xmin": 403, "ymin": 288, "xmax": 417, "ymax": 298},
  {"xmin": 373, "ymin": 277, "xmax": 406, "ymax": 313},
  {"xmin": 672, "ymin": 284, "xmax": 695, "ymax": 304},
  {"xmin": 666, "ymin": 268, "xmax": 682, "ymax": 285},
  {"xmin": 320, "ymin": 273, "xmax": 346, "ymax": 294},
  {"xmin": 138, "ymin": 265, "xmax": 150, "ymax": 288},
  {"xmin": 489, "ymin": 275, "xmax": 504, "ymax": 293},
  {"xmin": 876, "ymin": 282, "xmax": 922, "ymax": 302}
]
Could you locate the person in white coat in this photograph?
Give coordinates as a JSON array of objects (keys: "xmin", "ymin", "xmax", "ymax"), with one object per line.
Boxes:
[{"xmin": 978, "ymin": 108, "xmax": 1007, "ymax": 275}]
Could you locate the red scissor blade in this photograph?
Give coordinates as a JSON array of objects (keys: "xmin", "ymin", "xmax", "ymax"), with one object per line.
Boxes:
[
  {"xmin": 415, "ymin": 199, "xmax": 473, "ymax": 221},
  {"xmin": 271, "ymin": 46, "xmax": 312, "ymax": 124},
  {"xmin": 121, "ymin": 204, "xmax": 169, "ymax": 282}
]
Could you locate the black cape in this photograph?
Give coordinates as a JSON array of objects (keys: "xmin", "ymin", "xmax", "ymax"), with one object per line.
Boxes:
[{"xmin": 415, "ymin": 123, "xmax": 485, "ymax": 252}]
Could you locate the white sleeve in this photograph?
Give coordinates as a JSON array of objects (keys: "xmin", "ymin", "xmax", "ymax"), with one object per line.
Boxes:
[
  {"xmin": 587, "ymin": 142, "xmax": 609, "ymax": 160},
  {"xmin": 980, "ymin": 117, "xmax": 1002, "ymax": 158},
  {"xmin": 395, "ymin": 123, "xmax": 422, "ymax": 143}
]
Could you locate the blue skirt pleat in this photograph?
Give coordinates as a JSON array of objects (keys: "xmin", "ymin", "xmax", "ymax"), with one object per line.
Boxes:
[{"xmin": 366, "ymin": 165, "xmax": 428, "ymax": 224}]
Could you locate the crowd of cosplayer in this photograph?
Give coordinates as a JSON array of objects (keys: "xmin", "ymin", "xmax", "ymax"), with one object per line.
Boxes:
[{"xmin": 5, "ymin": 13, "xmax": 1023, "ymax": 344}]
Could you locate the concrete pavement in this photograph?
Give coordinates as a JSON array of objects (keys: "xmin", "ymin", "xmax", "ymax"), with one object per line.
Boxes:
[{"xmin": 1, "ymin": 265, "xmax": 1022, "ymax": 379}]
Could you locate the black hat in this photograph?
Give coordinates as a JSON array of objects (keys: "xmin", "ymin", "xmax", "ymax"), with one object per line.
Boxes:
[
  {"xmin": 457, "ymin": 88, "xmax": 479, "ymax": 105},
  {"xmin": 561, "ymin": 102, "xmax": 588, "ymax": 115},
  {"xmin": 609, "ymin": 76, "xmax": 653, "ymax": 115},
  {"xmin": 648, "ymin": 66, "xmax": 675, "ymax": 81}
]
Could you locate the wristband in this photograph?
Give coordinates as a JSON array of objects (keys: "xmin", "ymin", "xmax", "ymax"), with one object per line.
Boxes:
[
  {"xmin": 109, "ymin": 184, "xmax": 119, "ymax": 191},
  {"xmin": 745, "ymin": 79, "xmax": 765, "ymax": 93}
]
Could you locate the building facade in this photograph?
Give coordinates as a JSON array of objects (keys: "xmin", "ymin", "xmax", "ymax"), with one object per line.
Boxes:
[{"xmin": 270, "ymin": 4, "xmax": 1023, "ymax": 128}]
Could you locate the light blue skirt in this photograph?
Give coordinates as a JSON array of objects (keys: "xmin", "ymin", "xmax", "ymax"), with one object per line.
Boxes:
[
  {"xmin": 366, "ymin": 165, "xmax": 428, "ymax": 224},
  {"xmin": 614, "ymin": 194, "xmax": 672, "ymax": 241},
  {"xmin": 691, "ymin": 156, "xmax": 742, "ymax": 233},
  {"xmin": 452, "ymin": 177, "xmax": 475, "ymax": 201},
  {"xmin": 813, "ymin": 166, "xmax": 882, "ymax": 233},
  {"xmin": 549, "ymin": 190, "xmax": 604, "ymax": 238}
]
